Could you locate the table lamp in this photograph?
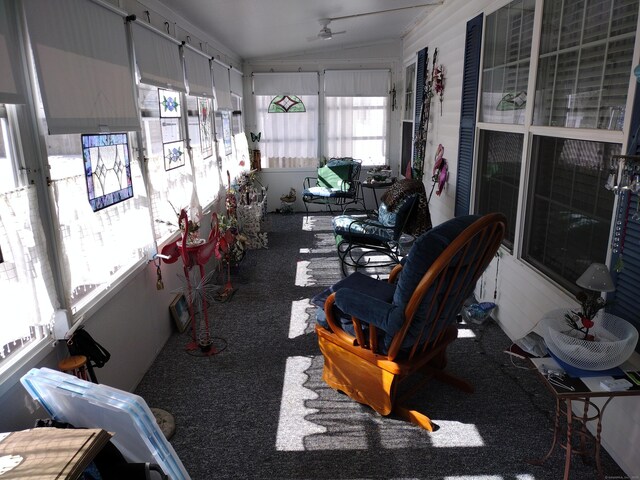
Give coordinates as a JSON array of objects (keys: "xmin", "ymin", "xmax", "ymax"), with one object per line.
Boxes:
[{"xmin": 575, "ymin": 263, "xmax": 615, "ymax": 321}]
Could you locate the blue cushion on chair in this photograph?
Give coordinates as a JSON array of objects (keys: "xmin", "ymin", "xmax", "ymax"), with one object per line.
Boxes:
[
  {"xmin": 377, "ymin": 203, "xmax": 397, "ymax": 227},
  {"xmin": 389, "ymin": 215, "xmax": 481, "ymax": 348},
  {"xmin": 332, "ymin": 215, "xmax": 394, "ymax": 243}
]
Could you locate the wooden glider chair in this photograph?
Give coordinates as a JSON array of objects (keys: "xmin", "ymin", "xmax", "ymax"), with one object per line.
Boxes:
[
  {"xmin": 332, "ymin": 178, "xmax": 432, "ymax": 276},
  {"xmin": 314, "ymin": 213, "xmax": 506, "ymax": 431},
  {"xmin": 302, "ymin": 157, "xmax": 362, "ymax": 214}
]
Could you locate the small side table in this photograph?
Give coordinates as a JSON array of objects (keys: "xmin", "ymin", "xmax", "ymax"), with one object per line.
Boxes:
[
  {"xmin": 527, "ymin": 357, "xmax": 640, "ymax": 479},
  {"xmin": 361, "ymin": 177, "xmax": 396, "ymax": 212}
]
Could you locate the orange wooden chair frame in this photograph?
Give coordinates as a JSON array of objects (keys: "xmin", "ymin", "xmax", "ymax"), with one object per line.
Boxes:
[{"xmin": 315, "ymin": 213, "xmax": 506, "ymax": 431}]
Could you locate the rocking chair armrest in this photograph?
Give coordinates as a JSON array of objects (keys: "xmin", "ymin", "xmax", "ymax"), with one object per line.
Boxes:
[
  {"xmin": 334, "ymin": 288, "xmax": 400, "ymax": 334},
  {"xmin": 389, "ymin": 263, "xmax": 403, "ymax": 284},
  {"xmin": 324, "ymin": 293, "xmax": 357, "ymax": 346}
]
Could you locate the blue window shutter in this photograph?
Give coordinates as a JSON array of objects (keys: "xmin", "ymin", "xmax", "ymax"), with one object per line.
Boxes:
[
  {"xmin": 455, "ymin": 14, "xmax": 483, "ymax": 217},
  {"xmin": 413, "ymin": 47, "xmax": 427, "ymax": 167},
  {"xmin": 609, "ymin": 79, "xmax": 640, "ymax": 350}
]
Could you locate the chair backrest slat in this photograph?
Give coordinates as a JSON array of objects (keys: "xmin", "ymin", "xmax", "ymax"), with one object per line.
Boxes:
[{"xmin": 387, "ymin": 213, "xmax": 506, "ymax": 361}]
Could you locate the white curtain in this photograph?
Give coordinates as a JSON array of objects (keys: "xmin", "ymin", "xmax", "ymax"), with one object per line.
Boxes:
[
  {"xmin": 183, "ymin": 46, "xmax": 213, "ymax": 98},
  {"xmin": 0, "ymin": 0, "xmax": 25, "ymax": 104},
  {"xmin": 131, "ymin": 21, "xmax": 185, "ymax": 92},
  {"xmin": 0, "ymin": 186, "xmax": 57, "ymax": 352},
  {"xmin": 325, "ymin": 96, "xmax": 388, "ymax": 166},
  {"xmin": 24, "ymin": 0, "xmax": 139, "ymax": 134},
  {"xmin": 256, "ymin": 95, "xmax": 318, "ymax": 168},
  {"xmin": 212, "ymin": 60, "xmax": 232, "ymax": 111},
  {"xmin": 51, "ymin": 160, "xmax": 152, "ymax": 306}
]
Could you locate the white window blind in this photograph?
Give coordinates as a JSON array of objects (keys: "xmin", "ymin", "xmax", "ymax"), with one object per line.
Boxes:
[
  {"xmin": 23, "ymin": 0, "xmax": 139, "ymax": 134},
  {"xmin": 252, "ymin": 72, "xmax": 319, "ymax": 95},
  {"xmin": 212, "ymin": 60, "xmax": 232, "ymax": 110},
  {"xmin": 131, "ymin": 21, "xmax": 185, "ymax": 92},
  {"xmin": 324, "ymin": 69, "xmax": 390, "ymax": 96},
  {"xmin": 0, "ymin": 1, "xmax": 25, "ymax": 104},
  {"xmin": 230, "ymin": 68, "xmax": 243, "ymax": 97},
  {"xmin": 183, "ymin": 45, "xmax": 213, "ymax": 98}
]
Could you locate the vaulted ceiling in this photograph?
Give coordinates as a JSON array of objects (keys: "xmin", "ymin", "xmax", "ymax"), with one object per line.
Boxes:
[{"xmin": 160, "ymin": 0, "xmax": 442, "ymax": 60}]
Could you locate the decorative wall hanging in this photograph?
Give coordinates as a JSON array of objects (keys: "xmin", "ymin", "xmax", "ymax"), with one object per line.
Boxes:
[
  {"xmin": 198, "ymin": 97, "xmax": 213, "ymax": 159},
  {"xmin": 158, "ymin": 88, "xmax": 186, "ymax": 171},
  {"xmin": 431, "ymin": 143, "xmax": 448, "ymax": 198},
  {"xmin": 267, "ymin": 95, "xmax": 306, "ymax": 113},
  {"xmin": 221, "ymin": 111, "xmax": 232, "ymax": 156},
  {"xmin": 414, "ymin": 47, "xmax": 438, "ymax": 181},
  {"xmin": 433, "ymin": 64, "xmax": 444, "ymax": 115},
  {"xmin": 81, "ymin": 133, "xmax": 133, "ymax": 212},
  {"xmin": 159, "ymin": 90, "xmax": 181, "ymax": 118},
  {"xmin": 163, "ymin": 140, "xmax": 186, "ymax": 171}
]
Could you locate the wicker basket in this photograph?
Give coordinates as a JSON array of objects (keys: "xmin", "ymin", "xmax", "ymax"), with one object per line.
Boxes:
[{"xmin": 542, "ymin": 309, "xmax": 638, "ymax": 371}]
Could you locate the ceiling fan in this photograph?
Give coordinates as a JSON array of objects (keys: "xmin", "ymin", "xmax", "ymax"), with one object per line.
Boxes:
[{"xmin": 310, "ymin": 3, "xmax": 439, "ymax": 41}]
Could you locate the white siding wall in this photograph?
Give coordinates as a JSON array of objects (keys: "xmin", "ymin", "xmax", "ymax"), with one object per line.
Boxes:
[{"xmin": 403, "ymin": 0, "xmax": 640, "ymax": 477}]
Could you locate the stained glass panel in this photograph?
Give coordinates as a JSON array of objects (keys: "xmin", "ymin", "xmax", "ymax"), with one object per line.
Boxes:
[
  {"xmin": 163, "ymin": 140, "xmax": 186, "ymax": 170},
  {"xmin": 82, "ymin": 133, "xmax": 133, "ymax": 212},
  {"xmin": 198, "ymin": 97, "xmax": 213, "ymax": 159},
  {"xmin": 268, "ymin": 95, "xmax": 306, "ymax": 113},
  {"xmin": 158, "ymin": 89, "xmax": 181, "ymax": 118}
]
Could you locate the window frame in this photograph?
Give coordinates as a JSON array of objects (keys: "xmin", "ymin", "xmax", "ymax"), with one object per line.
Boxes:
[{"xmin": 472, "ymin": 0, "xmax": 638, "ymax": 294}]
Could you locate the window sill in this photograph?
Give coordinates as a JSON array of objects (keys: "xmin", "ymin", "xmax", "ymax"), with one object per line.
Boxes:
[{"xmin": 0, "ymin": 336, "xmax": 54, "ymax": 399}]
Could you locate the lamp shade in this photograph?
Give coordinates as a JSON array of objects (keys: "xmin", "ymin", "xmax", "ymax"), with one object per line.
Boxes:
[{"xmin": 576, "ymin": 263, "xmax": 615, "ymax": 292}]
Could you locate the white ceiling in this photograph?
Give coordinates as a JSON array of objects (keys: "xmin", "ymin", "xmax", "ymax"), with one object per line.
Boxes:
[{"xmin": 161, "ymin": 0, "xmax": 442, "ymax": 60}]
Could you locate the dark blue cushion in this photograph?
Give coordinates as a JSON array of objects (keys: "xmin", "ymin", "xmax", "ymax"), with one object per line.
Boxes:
[{"xmin": 389, "ymin": 214, "xmax": 480, "ymax": 349}]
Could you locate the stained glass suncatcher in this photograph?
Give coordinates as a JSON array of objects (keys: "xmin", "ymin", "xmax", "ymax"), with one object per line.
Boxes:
[
  {"xmin": 268, "ymin": 95, "xmax": 306, "ymax": 113},
  {"xmin": 82, "ymin": 133, "xmax": 133, "ymax": 212},
  {"xmin": 164, "ymin": 140, "xmax": 186, "ymax": 170},
  {"xmin": 159, "ymin": 89, "xmax": 181, "ymax": 118},
  {"xmin": 198, "ymin": 97, "xmax": 213, "ymax": 159}
]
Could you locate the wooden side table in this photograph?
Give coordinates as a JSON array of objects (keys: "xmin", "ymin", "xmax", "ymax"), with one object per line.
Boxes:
[
  {"xmin": 58, "ymin": 355, "xmax": 90, "ymax": 381},
  {"xmin": 527, "ymin": 357, "xmax": 640, "ymax": 479}
]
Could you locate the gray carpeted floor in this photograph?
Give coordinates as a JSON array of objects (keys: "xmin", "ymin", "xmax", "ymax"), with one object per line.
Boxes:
[{"xmin": 135, "ymin": 213, "xmax": 628, "ymax": 480}]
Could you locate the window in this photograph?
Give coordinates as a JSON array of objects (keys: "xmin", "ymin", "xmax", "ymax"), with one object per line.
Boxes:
[
  {"xmin": 0, "ymin": 104, "xmax": 56, "ymax": 367},
  {"xmin": 524, "ymin": 136, "xmax": 617, "ymax": 286},
  {"xmin": 324, "ymin": 69, "xmax": 390, "ymax": 166},
  {"xmin": 324, "ymin": 96, "xmax": 388, "ymax": 166},
  {"xmin": 534, "ymin": 0, "xmax": 636, "ymax": 129},
  {"xmin": 476, "ymin": 131, "xmax": 523, "ymax": 248},
  {"xmin": 473, "ymin": 0, "xmax": 638, "ymax": 292},
  {"xmin": 255, "ymin": 94, "xmax": 318, "ymax": 168},
  {"xmin": 479, "ymin": 0, "xmax": 534, "ymax": 125},
  {"xmin": 404, "ymin": 63, "xmax": 416, "ymax": 122}
]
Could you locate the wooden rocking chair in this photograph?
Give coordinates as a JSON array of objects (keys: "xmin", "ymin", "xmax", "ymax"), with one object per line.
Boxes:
[{"xmin": 315, "ymin": 213, "xmax": 506, "ymax": 431}]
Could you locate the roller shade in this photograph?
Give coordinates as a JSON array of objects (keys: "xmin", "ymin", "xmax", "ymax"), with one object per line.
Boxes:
[
  {"xmin": 0, "ymin": 0, "xmax": 25, "ymax": 104},
  {"xmin": 131, "ymin": 21, "xmax": 185, "ymax": 92},
  {"xmin": 230, "ymin": 68, "xmax": 243, "ymax": 97},
  {"xmin": 324, "ymin": 69, "xmax": 390, "ymax": 96},
  {"xmin": 183, "ymin": 45, "xmax": 213, "ymax": 98},
  {"xmin": 252, "ymin": 72, "xmax": 319, "ymax": 95},
  {"xmin": 212, "ymin": 60, "xmax": 232, "ymax": 110},
  {"xmin": 24, "ymin": 0, "xmax": 139, "ymax": 134}
]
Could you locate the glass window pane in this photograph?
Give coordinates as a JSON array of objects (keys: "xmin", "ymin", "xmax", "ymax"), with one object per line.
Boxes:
[
  {"xmin": 475, "ymin": 131, "xmax": 523, "ymax": 249},
  {"xmin": 524, "ymin": 136, "xmax": 617, "ymax": 290},
  {"xmin": 479, "ymin": 0, "xmax": 534, "ymax": 125},
  {"xmin": 255, "ymin": 94, "xmax": 318, "ymax": 168},
  {"xmin": 325, "ymin": 96, "xmax": 387, "ymax": 166},
  {"xmin": 534, "ymin": 0, "xmax": 638, "ymax": 130}
]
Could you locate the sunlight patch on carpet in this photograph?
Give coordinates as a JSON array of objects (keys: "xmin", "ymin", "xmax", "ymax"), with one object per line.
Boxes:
[
  {"xmin": 289, "ymin": 299, "xmax": 315, "ymax": 338},
  {"xmin": 295, "ymin": 260, "xmax": 314, "ymax": 286},
  {"xmin": 276, "ymin": 356, "xmax": 327, "ymax": 451},
  {"xmin": 457, "ymin": 328, "xmax": 476, "ymax": 338},
  {"xmin": 302, "ymin": 215, "xmax": 333, "ymax": 232}
]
